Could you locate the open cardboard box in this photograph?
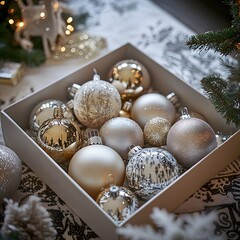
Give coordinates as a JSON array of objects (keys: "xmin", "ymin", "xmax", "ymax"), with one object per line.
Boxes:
[{"xmin": 1, "ymin": 43, "xmax": 240, "ymax": 240}]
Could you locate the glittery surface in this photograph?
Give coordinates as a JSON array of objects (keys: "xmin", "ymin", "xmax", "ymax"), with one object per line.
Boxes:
[
  {"xmin": 74, "ymin": 79, "xmax": 122, "ymax": 128},
  {"xmin": 0, "ymin": 145, "xmax": 22, "ymax": 203},
  {"xmin": 144, "ymin": 117, "xmax": 171, "ymax": 146},
  {"xmin": 167, "ymin": 118, "xmax": 218, "ymax": 169},
  {"xmin": 126, "ymin": 147, "xmax": 184, "ymax": 200},
  {"xmin": 96, "ymin": 185, "xmax": 139, "ymax": 224}
]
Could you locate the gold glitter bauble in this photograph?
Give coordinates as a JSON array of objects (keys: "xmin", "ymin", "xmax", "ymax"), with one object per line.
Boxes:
[
  {"xmin": 37, "ymin": 107, "xmax": 82, "ymax": 164},
  {"xmin": 73, "ymin": 73, "xmax": 122, "ymax": 128},
  {"xmin": 144, "ymin": 117, "xmax": 171, "ymax": 146},
  {"xmin": 166, "ymin": 108, "xmax": 217, "ymax": 169},
  {"xmin": 108, "ymin": 59, "xmax": 151, "ymax": 101}
]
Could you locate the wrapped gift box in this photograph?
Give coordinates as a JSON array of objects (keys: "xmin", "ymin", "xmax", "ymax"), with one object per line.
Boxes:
[{"xmin": 1, "ymin": 43, "xmax": 239, "ymax": 240}]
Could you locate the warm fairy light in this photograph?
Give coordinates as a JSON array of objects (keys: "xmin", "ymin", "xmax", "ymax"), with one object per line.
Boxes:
[
  {"xmin": 0, "ymin": 1, "xmax": 5, "ymax": 5},
  {"xmin": 65, "ymin": 30, "xmax": 71, "ymax": 35},
  {"xmin": 60, "ymin": 47, "xmax": 66, "ymax": 52},
  {"xmin": 40, "ymin": 12, "xmax": 46, "ymax": 19},
  {"xmin": 16, "ymin": 21, "xmax": 24, "ymax": 28},
  {"xmin": 67, "ymin": 17, "xmax": 73, "ymax": 24},
  {"xmin": 8, "ymin": 8, "xmax": 14, "ymax": 14},
  {"xmin": 67, "ymin": 25, "xmax": 74, "ymax": 32},
  {"xmin": 8, "ymin": 19, "xmax": 14, "ymax": 25},
  {"xmin": 53, "ymin": 2, "xmax": 59, "ymax": 10}
]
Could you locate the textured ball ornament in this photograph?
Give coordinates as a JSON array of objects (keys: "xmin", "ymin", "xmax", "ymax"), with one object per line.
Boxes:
[
  {"xmin": 144, "ymin": 117, "xmax": 171, "ymax": 146},
  {"xmin": 108, "ymin": 59, "xmax": 151, "ymax": 101},
  {"xmin": 29, "ymin": 99, "xmax": 75, "ymax": 133},
  {"xmin": 0, "ymin": 145, "xmax": 22, "ymax": 204},
  {"xmin": 68, "ymin": 131, "xmax": 125, "ymax": 199},
  {"xmin": 37, "ymin": 107, "xmax": 82, "ymax": 164},
  {"xmin": 96, "ymin": 185, "xmax": 139, "ymax": 224},
  {"xmin": 126, "ymin": 146, "xmax": 183, "ymax": 200},
  {"xmin": 131, "ymin": 93, "xmax": 176, "ymax": 128},
  {"xmin": 167, "ymin": 107, "xmax": 218, "ymax": 169},
  {"xmin": 73, "ymin": 72, "xmax": 122, "ymax": 128},
  {"xmin": 99, "ymin": 117, "xmax": 144, "ymax": 161}
]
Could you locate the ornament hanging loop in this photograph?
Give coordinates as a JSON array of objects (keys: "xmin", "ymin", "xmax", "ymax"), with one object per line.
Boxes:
[
  {"xmin": 93, "ymin": 68, "xmax": 100, "ymax": 81},
  {"xmin": 180, "ymin": 107, "xmax": 191, "ymax": 119}
]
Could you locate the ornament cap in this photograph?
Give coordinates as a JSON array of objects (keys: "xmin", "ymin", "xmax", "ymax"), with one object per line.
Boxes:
[
  {"xmin": 180, "ymin": 107, "xmax": 191, "ymax": 119},
  {"xmin": 87, "ymin": 129, "xmax": 102, "ymax": 145},
  {"xmin": 67, "ymin": 83, "xmax": 81, "ymax": 99},
  {"xmin": 53, "ymin": 107, "xmax": 64, "ymax": 119},
  {"xmin": 122, "ymin": 100, "xmax": 132, "ymax": 112},
  {"xmin": 128, "ymin": 145, "xmax": 142, "ymax": 159},
  {"xmin": 93, "ymin": 68, "xmax": 100, "ymax": 81},
  {"xmin": 166, "ymin": 92, "xmax": 182, "ymax": 111},
  {"xmin": 109, "ymin": 185, "xmax": 119, "ymax": 198},
  {"xmin": 67, "ymin": 99, "xmax": 74, "ymax": 110}
]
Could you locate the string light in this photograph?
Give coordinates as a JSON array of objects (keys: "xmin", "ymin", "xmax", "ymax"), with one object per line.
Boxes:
[
  {"xmin": 0, "ymin": 1, "xmax": 5, "ymax": 5},
  {"xmin": 67, "ymin": 17, "xmax": 73, "ymax": 24},
  {"xmin": 40, "ymin": 12, "xmax": 46, "ymax": 19},
  {"xmin": 8, "ymin": 19, "xmax": 14, "ymax": 25}
]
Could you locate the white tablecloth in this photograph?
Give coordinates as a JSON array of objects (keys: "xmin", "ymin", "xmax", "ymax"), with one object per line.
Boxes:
[{"xmin": 0, "ymin": 0, "xmax": 239, "ymax": 239}]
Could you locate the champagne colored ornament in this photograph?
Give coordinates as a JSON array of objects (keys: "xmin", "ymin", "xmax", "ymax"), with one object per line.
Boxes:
[
  {"xmin": 108, "ymin": 59, "xmax": 151, "ymax": 101},
  {"xmin": 68, "ymin": 130, "xmax": 125, "ymax": 199},
  {"xmin": 99, "ymin": 117, "xmax": 144, "ymax": 162},
  {"xmin": 29, "ymin": 99, "xmax": 74, "ymax": 133},
  {"xmin": 119, "ymin": 100, "xmax": 132, "ymax": 118},
  {"xmin": 73, "ymin": 70, "xmax": 122, "ymax": 128},
  {"xmin": 0, "ymin": 145, "xmax": 22, "ymax": 204},
  {"xmin": 96, "ymin": 185, "xmax": 139, "ymax": 224},
  {"xmin": 37, "ymin": 107, "xmax": 82, "ymax": 164},
  {"xmin": 167, "ymin": 107, "xmax": 217, "ymax": 169},
  {"xmin": 144, "ymin": 117, "xmax": 171, "ymax": 146},
  {"xmin": 131, "ymin": 93, "xmax": 176, "ymax": 128},
  {"xmin": 126, "ymin": 146, "xmax": 183, "ymax": 200}
]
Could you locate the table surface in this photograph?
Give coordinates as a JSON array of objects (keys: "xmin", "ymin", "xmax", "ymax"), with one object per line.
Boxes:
[{"xmin": 0, "ymin": 0, "xmax": 240, "ymax": 239}]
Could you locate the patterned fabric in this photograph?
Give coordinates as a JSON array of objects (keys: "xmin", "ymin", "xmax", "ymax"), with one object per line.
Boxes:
[{"xmin": 0, "ymin": 0, "xmax": 239, "ymax": 239}]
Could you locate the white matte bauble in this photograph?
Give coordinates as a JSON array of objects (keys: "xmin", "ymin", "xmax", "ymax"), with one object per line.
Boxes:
[
  {"xmin": 0, "ymin": 145, "xmax": 22, "ymax": 204},
  {"xmin": 131, "ymin": 93, "xmax": 176, "ymax": 128},
  {"xmin": 99, "ymin": 117, "xmax": 144, "ymax": 161},
  {"xmin": 167, "ymin": 108, "xmax": 217, "ymax": 169},
  {"xmin": 68, "ymin": 145, "xmax": 125, "ymax": 199},
  {"xmin": 73, "ymin": 73, "xmax": 122, "ymax": 128}
]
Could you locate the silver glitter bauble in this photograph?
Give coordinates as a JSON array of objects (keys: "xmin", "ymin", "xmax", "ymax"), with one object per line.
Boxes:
[
  {"xmin": 99, "ymin": 117, "xmax": 144, "ymax": 162},
  {"xmin": 131, "ymin": 93, "xmax": 176, "ymax": 128},
  {"xmin": 29, "ymin": 99, "xmax": 74, "ymax": 133},
  {"xmin": 144, "ymin": 117, "xmax": 171, "ymax": 146},
  {"xmin": 167, "ymin": 107, "xmax": 217, "ymax": 169},
  {"xmin": 0, "ymin": 145, "xmax": 22, "ymax": 204},
  {"xmin": 108, "ymin": 59, "xmax": 151, "ymax": 101},
  {"xmin": 126, "ymin": 146, "xmax": 183, "ymax": 200},
  {"xmin": 37, "ymin": 107, "xmax": 82, "ymax": 164},
  {"xmin": 73, "ymin": 73, "xmax": 122, "ymax": 128},
  {"xmin": 68, "ymin": 130, "xmax": 125, "ymax": 199},
  {"xmin": 96, "ymin": 185, "xmax": 139, "ymax": 224}
]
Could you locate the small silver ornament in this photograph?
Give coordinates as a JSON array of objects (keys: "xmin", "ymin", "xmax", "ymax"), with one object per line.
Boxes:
[
  {"xmin": 126, "ymin": 146, "xmax": 184, "ymax": 201},
  {"xmin": 73, "ymin": 71, "xmax": 122, "ymax": 128},
  {"xmin": 37, "ymin": 107, "xmax": 82, "ymax": 164},
  {"xmin": 0, "ymin": 145, "xmax": 22, "ymax": 204},
  {"xmin": 29, "ymin": 99, "xmax": 74, "ymax": 133},
  {"xmin": 167, "ymin": 107, "xmax": 217, "ymax": 169},
  {"xmin": 96, "ymin": 185, "xmax": 139, "ymax": 224}
]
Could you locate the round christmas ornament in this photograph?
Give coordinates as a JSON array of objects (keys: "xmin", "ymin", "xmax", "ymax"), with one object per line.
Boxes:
[
  {"xmin": 0, "ymin": 145, "xmax": 22, "ymax": 204},
  {"xmin": 99, "ymin": 117, "xmax": 144, "ymax": 162},
  {"xmin": 126, "ymin": 146, "xmax": 183, "ymax": 200},
  {"xmin": 167, "ymin": 107, "xmax": 218, "ymax": 169},
  {"xmin": 37, "ymin": 107, "xmax": 82, "ymax": 164},
  {"xmin": 108, "ymin": 59, "xmax": 151, "ymax": 101},
  {"xmin": 144, "ymin": 117, "xmax": 171, "ymax": 146},
  {"xmin": 29, "ymin": 99, "xmax": 74, "ymax": 133},
  {"xmin": 68, "ymin": 130, "xmax": 125, "ymax": 199},
  {"xmin": 73, "ymin": 71, "xmax": 122, "ymax": 128},
  {"xmin": 96, "ymin": 185, "xmax": 139, "ymax": 224},
  {"xmin": 131, "ymin": 93, "xmax": 176, "ymax": 128}
]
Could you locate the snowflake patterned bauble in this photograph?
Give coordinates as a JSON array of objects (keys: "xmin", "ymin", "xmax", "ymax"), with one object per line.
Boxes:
[
  {"xmin": 68, "ymin": 130, "xmax": 125, "ymax": 199},
  {"xmin": 29, "ymin": 99, "xmax": 75, "ymax": 133},
  {"xmin": 126, "ymin": 146, "xmax": 184, "ymax": 201},
  {"xmin": 73, "ymin": 72, "xmax": 122, "ymax": 129},
  {"xmin": 37, "ymin": 107, "xmax": 82, "ymax": 164},
  {"xmin": 108, "ymin": 59, "xmax": 151, "ymax": 101},
  {"xmin": 0, "ymin": 145, "xmax": 22, "ymax": 204},
  {"xmin": 96, "ymin": 185, "xmax": 139, "ymax": 224},
  {"xmin": 99, "ymin": 117, "xmax": 144, "ymax": 162},
  {"xmin": 167, "ymin": 107, "xmax": 217, "ymax": 169},
  {"xmin": 131, "ymin": 93, "xmax": 176, "ymax": 128}
]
